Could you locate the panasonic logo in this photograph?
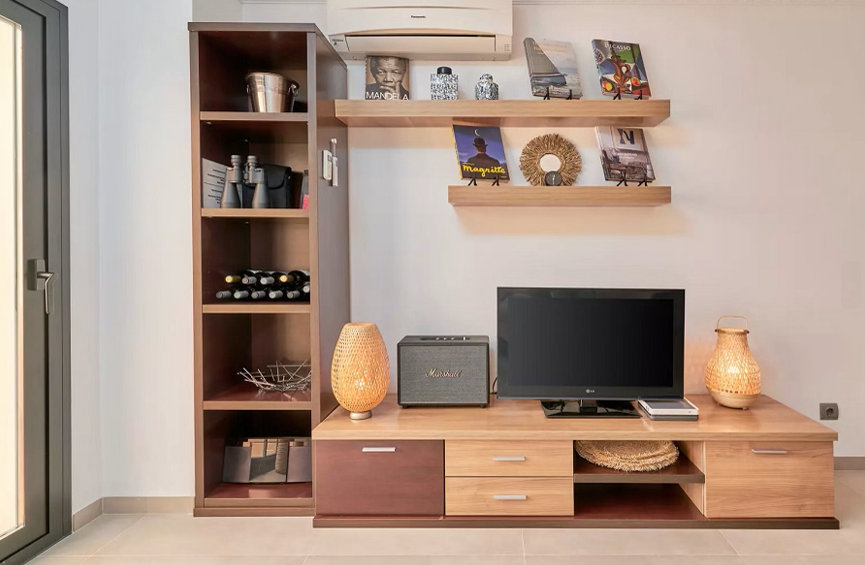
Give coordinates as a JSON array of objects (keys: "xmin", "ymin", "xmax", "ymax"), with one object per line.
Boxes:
[{"xmin": 410, "ymin": 15, "xmax": 426, "ymax": 19}]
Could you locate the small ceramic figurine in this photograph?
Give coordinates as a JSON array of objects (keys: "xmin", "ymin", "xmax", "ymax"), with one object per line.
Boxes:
[
  {"xmin": 430, "ymin": 67, "xmax": 458, "ymax": 100},
  {"xmin": 475, "ymin": 73, "xmax": 499, "ymax": 100}
]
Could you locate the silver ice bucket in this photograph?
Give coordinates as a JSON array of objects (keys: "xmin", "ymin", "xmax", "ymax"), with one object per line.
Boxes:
[{"xmin": 246, "ymin": 72, "xmax": 299, "ymax": 113}]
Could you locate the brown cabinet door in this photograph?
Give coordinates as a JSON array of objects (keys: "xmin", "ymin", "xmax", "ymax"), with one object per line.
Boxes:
[
  {"xmin": 705, "ymin": 441, "xmax": 834, "ymax": 518},
  {"xmin": 315, "ymin": 440, "xmax": 444, "ymax": 516}
]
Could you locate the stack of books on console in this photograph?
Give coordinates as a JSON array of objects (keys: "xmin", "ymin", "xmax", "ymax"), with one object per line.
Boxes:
[{"xmin": 638, "ymin": 399, "xmax": 699, "ymax": 421}]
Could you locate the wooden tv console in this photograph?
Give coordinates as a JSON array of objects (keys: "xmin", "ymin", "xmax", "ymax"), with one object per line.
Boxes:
[{"xmin": 312, "ymin": 394, "xmax": 838, "ymax": 529}]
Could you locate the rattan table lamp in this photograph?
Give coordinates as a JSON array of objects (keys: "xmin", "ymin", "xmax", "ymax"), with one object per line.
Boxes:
[
  {"xmin": 705, "ymin": 316, "xmax": 761, "ymax": 409},
  {"xmin": 331, "ymin": 323, "xmax": 390, "ymax": 420}
]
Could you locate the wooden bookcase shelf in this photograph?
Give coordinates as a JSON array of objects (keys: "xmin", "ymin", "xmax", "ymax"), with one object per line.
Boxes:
[
  {"xmin": 573, "ymin": 455, "xmax": 704, "ymax": 484},
  {"xmin": 203, "ymin": 384, "xmax": 313, "ymax": 411},
  {"xmin": 201, "ymin": 209, "xmax": 309, "ymax": 219},
  {"xmin": 191, "ymin": 23, "xmax": 349, "ymax": 518},
  {"xmin": 448, "ymin": 185, "xmax": 671, "ymax": 207},
  {"xmin": 335, "ymin": 99, "xmax": 670, "ymax": 128},
  {"xmin": 205, "ymin": 482, "xmax": 314, "ymax": 508},
  {"xmin": 202, "ymin": 303, "xmax": 311, "ymax": 315}
]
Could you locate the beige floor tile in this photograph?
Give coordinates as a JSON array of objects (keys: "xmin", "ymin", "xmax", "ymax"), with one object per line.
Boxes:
[
  {"xmin": 27, "ymin": 557, "xmax": 88, "ymax": 565},
  {"xmin": 310, "ymin": 528, "xmax": 524, "ymax": 556},
  {"xmin": 721, "ymin": 528, "xmax": 865, "ymax": 555},
  {"xmin": 523, "ymin": 529, "xmax": 737, "ymax": 555},
  {"xmin": 835, "ymin": 480, "xmax": 865, "ymax": 531},
  {"xmin": 526, "ymin": 557, "xmax": 746, "ymax": 565},
  {"xmin": 94, "ymin": 515, "xmax": 319, "ymax": 556},
  {"xmin": 41, "ymin": 515, "xmax": 144, "ymax": 557},
  {"xmin": 84, "ymin": 557, "xmax": 306, "ymax": 564},
  {"xmin": 837, "ymin": 471, "xmax": 865, "ymax": 500},
  {"xmin": 743, "ymin": 557, "xmax": 865, "ymax": 565},
  {"xmin": 305, "ymin": 558, "xmax": 525, "ymax": 565}
]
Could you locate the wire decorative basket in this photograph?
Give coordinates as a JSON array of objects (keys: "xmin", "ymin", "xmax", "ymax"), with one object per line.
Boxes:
[{"xmin": 239, "ymin": 360, "xmax": 312, "ymax": 393}]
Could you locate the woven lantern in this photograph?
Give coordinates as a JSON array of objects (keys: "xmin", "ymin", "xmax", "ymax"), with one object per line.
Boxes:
[
  {"xmin": 705, "ymin": 316, "xmax": 761, "ymax": 409},
  {"xmin": 331, "ymin": 323, "xmax": 390, "ymax": 420}
]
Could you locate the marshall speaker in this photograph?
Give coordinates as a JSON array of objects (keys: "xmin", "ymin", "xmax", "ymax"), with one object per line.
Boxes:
[{"xmin": 398, "ymin": 336, "xmax": 490, "ymax": 407}]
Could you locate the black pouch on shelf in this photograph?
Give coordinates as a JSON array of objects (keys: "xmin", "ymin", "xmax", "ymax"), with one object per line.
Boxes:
[{"xmin": 262, "ymin": 164, "xmax": 293, "ymax": 209}]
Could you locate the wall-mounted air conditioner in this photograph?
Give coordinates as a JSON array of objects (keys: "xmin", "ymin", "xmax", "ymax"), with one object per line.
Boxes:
[{"xmin": 327, "ymin": 0, "xmax": 513, "ymax": 61}]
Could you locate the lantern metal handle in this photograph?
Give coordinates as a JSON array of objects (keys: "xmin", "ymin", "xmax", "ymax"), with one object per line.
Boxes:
[{"xmin": 716, "ymin": 316, "xmax": 749, "ymax": 331}]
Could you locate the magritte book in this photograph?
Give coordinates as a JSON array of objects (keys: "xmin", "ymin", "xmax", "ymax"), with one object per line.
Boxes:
[
  {"xmin": 453, "ymin": 125, "xmax": 510, "ymax": 182},
  {"xmin": 592, "ymin": 40, "xmax": 651, "ymax": 99}
]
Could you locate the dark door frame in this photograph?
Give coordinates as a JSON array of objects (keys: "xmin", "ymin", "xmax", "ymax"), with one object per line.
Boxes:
[{"xmin": 0, "ymin": 0, "xmax": 70, "ymax": 562}]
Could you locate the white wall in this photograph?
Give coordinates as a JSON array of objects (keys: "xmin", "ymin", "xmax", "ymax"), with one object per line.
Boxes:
[
  {"xmin": 64, "ymin": 0, "xmax": 103, "ymax": 515},
  {"xmin": 98, "ymin": 0, "xmax": 195, "ymax": 497},
  {"xmin": 88, "ymin": 0, "xmax": 865, "ymax": 501},
  {"xmin": 193, "ymin": 0, "xmax": 241, "ymax": 22}
]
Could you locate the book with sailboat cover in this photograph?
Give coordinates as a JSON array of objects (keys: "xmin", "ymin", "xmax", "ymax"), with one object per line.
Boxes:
[{"xmin": 524, "ymin": 38, "xmax": 582, "ymax": 99}]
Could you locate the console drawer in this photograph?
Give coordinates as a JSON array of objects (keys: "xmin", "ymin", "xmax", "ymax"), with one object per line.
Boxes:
[
  {"xmin": 445, "ymin": 440, "xmax": 573, "ymax": 477},
  {"xmin": 316, "ymin": 440, "xmax": 444, "ymax": 516},
  {"xmin": 704, "ymin": 441, "xmax": 834, "ymax": 518},
  {"xmin": 446, "ymin": 477, "xmax": 573, "ymax": 516}
]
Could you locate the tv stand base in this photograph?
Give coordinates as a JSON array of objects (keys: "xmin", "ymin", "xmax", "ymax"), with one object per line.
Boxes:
[{"xmin": 541, "ymin": 400, "xmax": 640, "ymax": 418}]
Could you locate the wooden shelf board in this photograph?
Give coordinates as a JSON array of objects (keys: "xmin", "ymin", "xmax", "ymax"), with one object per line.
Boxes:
[
  {"xmin": 203, "ymin": 383, "xmax": 312, "ymax": 411},
  {"xmin": 448, "ymin": 185, "xmax": 671, "ymax": 207},
  {"xmin": 201, "ymin": 111, "xmax": 309, "ymax": 123},
  {"xmin": 573, "ymin": 456, "xmax": 704, "ymax": 484},
  {"xmin": 205, "ymin": 482, "xmax": 313, "ymax": 508},
  {"xmin": 201, "ymin": 208, "xmax": 309, "ymax": 219},
  {"xmin": 335, "ymin": 99, "xmax": 670, "ymax": 128},
  {"xmin": 202, "ymin": 303, "xmax": 311, "ymax": 315}
]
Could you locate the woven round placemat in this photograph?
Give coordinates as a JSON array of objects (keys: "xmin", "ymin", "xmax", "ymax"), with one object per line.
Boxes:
[{"xmin": 575, "ymin": 440, "xmax": 679, "ymax": 472}]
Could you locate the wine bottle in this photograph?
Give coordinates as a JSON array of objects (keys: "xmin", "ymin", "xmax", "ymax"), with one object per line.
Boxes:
[
  {"xmin": 286, "ymin": 269, "xmax": 310, "ymax": 285},
  {"xmin": 226, "ymin": 270, "xmax": 260, "ymax": 285},
  {"xmin": 233, "ymin": 288, "xmax": 251, "ymax": 300},
  {"xmin": 258, "ymin": 271, "xmax": 281, "ymax": 286},
  {"xmin": 250, "ymin": 289, "xmax": 268, "ymax": 300},
  {"xmin": 215, "ymin": 289, "xmax": 234, "ymax": 300},
  {"xmin": 301, "ymin": 281, "xmax": 310, "ymax": 297},
  {"xmin": 268, "ymin": 286, "xmax": 302, "ymax": 300}
]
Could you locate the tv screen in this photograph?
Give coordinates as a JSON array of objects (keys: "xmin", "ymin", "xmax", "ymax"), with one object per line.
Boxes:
[{"xmin": 497, "ymin": 288, "xmax": 684, "ymax": 400}]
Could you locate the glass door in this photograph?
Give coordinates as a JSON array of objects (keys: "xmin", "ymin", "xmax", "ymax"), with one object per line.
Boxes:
[
  {"xmin": 0, "ymin": 0, "xmax": 70, "ymax": 562},
  {"xmin": 0, "ymin": 7, "xmax": 24, "ymax": 544}
]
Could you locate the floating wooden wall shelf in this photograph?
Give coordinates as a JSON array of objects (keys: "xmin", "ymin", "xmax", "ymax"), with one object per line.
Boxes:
[
  {"xmin": 448, "ymin": 185, "xmax": 672, "ymax": 207},
  {"xmin": 335, "ymin": 100, "xmax": 670, "ymax": 128}
]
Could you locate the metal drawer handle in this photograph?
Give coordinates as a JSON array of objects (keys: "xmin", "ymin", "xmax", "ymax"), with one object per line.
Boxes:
[
  {"xmin": 492, "ymin": 456, "xmax": 526, "ymax": 462},
  {"xmin": 752, "ymin": 449, "xmax": 788, "ymax": 455},
  {"xmin": 493, "ymin": 495, "xmax": 527, "ymax": 501},
  {"xmin": 362, "ymin": 447, "xmax": 396, "ymax": 453}
]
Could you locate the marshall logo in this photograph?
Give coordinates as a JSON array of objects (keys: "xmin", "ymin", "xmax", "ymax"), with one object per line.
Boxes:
[{"xmin": 427, "ymin": 368, "xmax": 462, "ymax": 379}]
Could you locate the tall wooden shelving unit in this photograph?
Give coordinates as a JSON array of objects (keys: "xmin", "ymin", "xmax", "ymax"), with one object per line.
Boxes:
[{"xmin": 189, "ymin": 23, "xmax": 349, "ymax": 517}]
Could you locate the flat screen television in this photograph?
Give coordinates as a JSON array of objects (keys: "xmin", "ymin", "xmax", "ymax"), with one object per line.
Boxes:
[{"xmin": 497, "ymin": 288, "xmax": 684, "ymax": 407}]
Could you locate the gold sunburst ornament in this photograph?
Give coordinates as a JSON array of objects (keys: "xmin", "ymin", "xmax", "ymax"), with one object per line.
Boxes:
[{"xmin": 520, "ymin": 134, "xmax": 582, "ymax": 186}]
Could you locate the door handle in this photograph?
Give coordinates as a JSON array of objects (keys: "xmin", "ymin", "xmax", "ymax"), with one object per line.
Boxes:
[
  {"xmin": 27, "ymin": 259, "xmax": 57, "ymax": 315},
  {"xmin": 493, "ymin": 495, "xmax": 527, "ymax": 501},
  {"xmin": 492, "ymin": 456, "xmax": 526, "ymax": 462},
  {"xmin": 752, "ymin": 449, "xmax": 788, "ymax": 455},
  {"xmin": 362, "ymin": 447, "xmax": 396, "ymax": 453}
]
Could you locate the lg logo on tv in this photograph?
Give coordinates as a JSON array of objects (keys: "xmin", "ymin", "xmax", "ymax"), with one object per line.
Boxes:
[{"xmin": 585, "ymin": 389, "xmax": 596, "ymax": 394}]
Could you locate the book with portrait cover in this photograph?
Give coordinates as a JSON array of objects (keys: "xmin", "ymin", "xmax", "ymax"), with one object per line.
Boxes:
[
  {"xmin": 365, "ymin": 56, "xmax": 410, "ymax": 100},
  {"xmin": 595, "ymin": 126, "xmax": 656, "ymax": 183},
  {"xmin": 592, "ymin": 40, "xmax": 651, "ymax": 99},
  {"xmin": 524, "ymin": 38, "xmax": 582, "ymax": 99},
  {"xmin": 453, "ymin": 125, "xmax": 510, "ymax": 181}
]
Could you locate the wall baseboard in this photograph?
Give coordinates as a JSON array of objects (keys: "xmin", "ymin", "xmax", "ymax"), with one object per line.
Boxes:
[
  {"xmin": 835, "ymin": 457, "xmax": 865, "ymax": 470},
  {"xmin": 72, "ymin": 498, "xmax": 103, "ymax": 531},
  {"xmin": 72, "ymin": 497, "xmax": 194, "ymax": 530}
]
